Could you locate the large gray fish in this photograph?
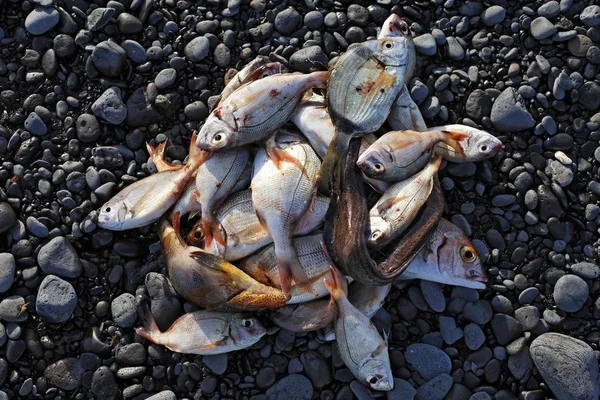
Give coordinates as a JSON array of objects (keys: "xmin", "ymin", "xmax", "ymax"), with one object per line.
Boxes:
[
  {"xmin": 367, "ymin": 155, "xmax": 442, "ymax": 249},
  {"xmin": 239, "ymin": 233, "xmax": 332, "ymax": 304},
  {"xmin": 397, "ymin": 218, "xmax": 488, "ymax": 289},
  {"xmin": 195, "ymin": 147, "xmax": 250, "ymax": 253},
  {"xmin": 291, "ymin": 91, "xmax": 389, "ymax": 193},
  {"xmin": 319, "ymin": 24, "xmax": 412, "ymax": 194},
  {"xmin": 98, "ymin": 132, "xmax": 209, "ymax": 231},
  {"xmin": 160, "ymin": 215, "xmax": 289, "ymax": 311},
  {"xmin": 357, "ymin": 125, "xmax": 501, "ymax": 182},
  {"xmin": 251, "ymin": 131, "xmax": 321, "ymax": 295},
  {"xmin": 135, "ymin": 299, "xmax": 265, "ymax": 355},
  {"xmin": 325, "ymin": 268, "xmax": 394, "ymax": 391},
  {"xmin": 196, "ymin": 71, "xmax": 328, "ymax": 151},
  {"xmin": 188, "ymin": 189, "xmax": 329, "ymax": 261},
  {"xmin": 218, "ymin": 59, "xmax": 282, "ymax": 105}
]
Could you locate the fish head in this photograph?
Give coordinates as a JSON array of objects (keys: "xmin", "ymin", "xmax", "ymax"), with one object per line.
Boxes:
[
  {"xmin": 373, "ymin": 37, "xmax": 411, "ymax": 68},
  {"xmin": 438, "ymin": 230, "xmax": 487, "ymax": 289},
  {"xmin": 97, "ymin": 200, "xmax": 129, "ymax": 230},
  {"xmin": 466, "ymin": 131, "xmax": 502, "ymax": 161},
  {"xmin": 356, "ymin": 147, "xmax": 389, "ymax": 178},
  {"xmin": 378, "ymin": 14, "xmax": 411, "ymax": 39},
  {"xmin": 359, "ymin": 358, "xmax": 394, "ymax": 391},
  {"xmin": 230, "ymin": 315, "xmax": 266, "ymax": 345},
  {"xmin": 366, "ymin": 216, "xmax": 388, "ymax": 247},
  {"xmin": 196, "ymin": 116, "xmax": 234, "ymax": 151}
]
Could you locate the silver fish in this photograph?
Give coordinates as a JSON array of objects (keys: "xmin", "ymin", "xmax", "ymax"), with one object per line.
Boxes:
[
  {"xmin": 291, "ymin": 92, "xmax": 389, "ymax": 193},
  {"xmin": 367, "ymin": 156, "xmax": 442, "ymax": 248},
  {"xmin": 191, "ymin": 189, "xmax": 329, "ymax": 261},
  {"xmin": 387, "ymin": 86, "xmax": 427, "ymax": 131},
  {"xmin": 195, "ymin": 147, "xmax": 250, "ymax": 254},
  {"xmin": 239, "ymin": 233, "xmax": 332, "ymax": 304},
  {"xmin": 397, "ymin": 218, "xmax": 487, "ymax": 289},
  {"xmin": 377, "ymin": 14, "xmax": 416, "ymax": 81},
  {"xmin": 98, "ymin": 132, "xmax": 208, "ymax": 231},
  {"xmin": 251, "ymin": 131, "xmax": 321, "ymax": 295},
  {"xmin": 325, "ymin": 268, "xmax": 394, "ymax": 391},
  {"xmin": 135, "ymin": 299, "xmax": 265, "ymax": 355},
  {"xmin": 196, "ymin": 71, "xmax": 328, "ymax": 151},
  {"xmin": 218, "ymin": 59, "xmax": 282, "ymax": 104},
  {"xmin": 170, "ymin": 181, "xmax": 201, "ymax": 220},
  {"xmin": 429, "ymin": 124, "xmax": 503, "ymax": 162}
]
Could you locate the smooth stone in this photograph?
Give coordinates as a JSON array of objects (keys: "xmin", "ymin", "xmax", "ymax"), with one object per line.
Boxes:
[
  {"xmin": 464, "ymin": 323, "xmax": 485, "ymax": 350},
  {"xmin": 265, "ymin": 374, "xmax": 313, "ymax": 400},
  {"xmin": 25, "ymin": 7, "xmax": 60, "ymax": 35},
  {"xmin": 86, "ymin": 7, "xmax": 115, "ymax": 31},
  {"xmin": 154, "ymin": 68, "xmax": 177, "ymax": 89},
  {"xmin": 91, "ymin": 41, "xmax": 126, "ymax": 78},
  {"xmin": 91, "ymin": 87, "xmax": 127, "ymax": 125},
  {"xmin": 0, "ymin": 203, "xmax": 17, "ymax": 234},
  {"xmin": 24, "ymin": 112, "xmax": 47, "ymax": 136},
  {"xmin": 491, "ymin": 87, "xmax": 535, "ymax": 132},
  {"xmin": 439, "ymin": 316, "xmax": 463, "ymax": 345},
  {"xmin": 184, "ymin": 36, "xmax": 210, "ymax": 62},
  {"xmin": 37, "ymin": 236, "xmax": 83, "ymax": 278},
  {"xmin": 405, "ymin": 343, "xmax": 452, "ymax": 380},
  {"xmin": 490, "ymin": 314, "xmax": 523, "ymax": 345},
  {"xmin": 387, "ymin": 378, "xmax": 416, "ymax": 400},
  {"xmin": 570, "ymin": 262, "xmax": 600, "ymax": 279},
  {"xmin": 0, "ymin": 253, "xmax": 16, "ymax": 293},
  {"xmin": 530, "ymin": 17, "xmax": 557, "ymax": 40},
  {"xmin": 553, "ymin": 275, "xmax": 588, "ymax": 312},
  {"xmin": 481, "ymin": 6, "xmax": 505, "ymax": 26},
  {"xmin": 415, "ymin": 373, "xmax": 453, "ymax": 400},
  {"xmin": 414, "ymin": 34, "xmax": 437, "ymax": 56},
  {"xmin": 76, "ymin": 113, "xmax": 101, "ymax": 143},
  {"xmin": 289, "ymin": 46, "xmax": 329, "ymax": 74},
  {"xmin": 36, "ymin": 275, "xmax": 78, "ymax": 323},
  {"xmin": 531, "ymin": 333, "xmax": 600, "ymax": 400},
  {"xmin": 145, "ymin": 272, "xmax": 182, "ymax": 331},
  {"xmin": 203, "ymin": 353, "xmax": 228, "ymax": 375}
]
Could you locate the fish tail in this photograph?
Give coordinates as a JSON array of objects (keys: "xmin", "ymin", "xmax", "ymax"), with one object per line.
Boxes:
[
  {"xmin": 146, "ymin": 142, "xmax": 156, "ymax": 157},
  {"xmin": 275, "ymin": 242, "xmax": 312, "ymax": 296},
  {"xmin": 135, "ymin": 298, "xmax": 163, "ymax": 345},
  {"xmin": 265, "ymin": 135, "xmax": 308, "ymax": 177},
  {"xmin": 323, "ymin": 266, "xmax": 346, "ymax": 301},
  {"xmin": 200, "ymin": 216, "xmax": 225, "ymax": 250},
  {"xmin": 317, "ymin": 133, "xmax": 347, "ymax": 195}
]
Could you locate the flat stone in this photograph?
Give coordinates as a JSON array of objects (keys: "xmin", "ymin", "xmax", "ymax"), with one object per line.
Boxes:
[
  {"xmin": 25, "ymin": 6, "xmax": 60, "ymax": 35},
  {"xmin": 91, "ymin": 41, "xmax": 126, "ymax": 78},
  {"xmin": 570, "ymin": 262, "xmax": 600, "ymax": 279},
  {"xmin": 415, "ymin": 374, "xmax": 453, "ymax": 400},
  {"xmin": 289, "ymin": 46, "xmax": 329, "ymax": 73},
  {"xmin": 24, "ymin": 112, "xmax": 47, "ymax": 136},
  {"xmin": 91, "ymin": 87, "xmax": 127, "ymax": 125},
  {"xmin": 481, "ymin": 6, "xmax": 505, "ymax": 26},
  {"xmin": 86, "ymin": 7, "xmax": 115, "ymax": 31},
  {"xmin": 155, "ymin": 68, "xmax": 177, "ymax": 89},
  {"xmin": 491, "ymin": 87, "xmax": 535, "ymax": 132},
  {"xmin": 0, "ymin": 203, "xmax": 17, "ymax": 234},
  {"xmin": 439, "ymin": 316, "xmax": 463, "ymax": 345},
  {"xmin": 111, "ymin": 293, "xmax": 137, "ymax": 328},
  {"xmin": 145, "ymin": 273, "xmax": 183, "ymax": 331},
  {"xmin": 414, "ymin": 34, "xmax": 437, "ymax": 56},
  {"xmin": 36, "ymin": 275, "xmax": 78, "ymax": 323},
  {"xmin": 202, "ymin": 353, "xmax": 228, "ymax": 375},
  {"xmin": 464, "ymin": 323, "xmax": 485, "ymax": 350},
  {"xmin": 553, "ymin": 274, "xmax": 588, "ymax": 312},
  {"xmin": 265, "ymin": 374, "xmax": 313, "ymax": 400},
  {"xmin": 530, "ymin": 17, "xmax": 557, "ymax": 40},
  {"xmin": 300, "ymin": 350, "xmax": 331, "ymax": 388},
  {"xmin": 44, "ymin": 358, "xmax": 84, "ymax": 391},
  {"xmin": 387, "ymin": 378, "xmax": 416, "ymax": 400},
  {"xmin": 491, "ymin": 314, "xmax": 522, "ymax": 345},
  {"xmin": 531, "ymin": 333, "xmax": 600, "ymax": 400},
  {"xmin": 38, "ymin": 236, "xmax": 82, "ymax": 278},
  {"xmin": 405, "ymin": 343, "xmax": 452, "ymax": 380},
  {"xmin": 184, "ymin": 36, "xmax": 210, "ymax": 62},
  {"xmin": 0, "ymin": 253, "xmax": 16, "ymax": 293}
]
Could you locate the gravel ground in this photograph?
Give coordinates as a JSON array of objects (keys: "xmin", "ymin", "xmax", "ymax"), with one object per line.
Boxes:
[{"xmin": 1, "ymin": 0, "xmax": 600, "ymax": 399}]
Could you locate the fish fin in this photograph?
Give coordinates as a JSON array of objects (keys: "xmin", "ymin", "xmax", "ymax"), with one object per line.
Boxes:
[
  {"xmin": 199, "ymin": 216, "xmax": 225, "ymax": 250},
  {"xmin": 370, "ymin": 337, "xmax": 388, "ymax": 358},
  {"xmin": 275, "ymin": 242, "xmax": 312, "ymax": 296},
  {"xmin": 146, "ymin": 142, "xmax": 156, "ymax": 157},
  {"xmin": 199, "ymin": 338, "xmax": 230, "ymax": 350},
  {"xmin": 265, "ymin": 134, "xmax": 308, "ymax": 178},
  {"xmin": 171, "ymin": 211, "xmax": 182, "ymax": 237},
  {"xmin": 188, "ymin": 250, "xmax": 227, "ymax": 272},
  {"xmin": 134, "ymin": 297, "xmax": 162, "ymax": 344},
  {"xmin": 309, "ymin": 70, "xmax": 329, "ymax": 89},
  {"xmin": 317, "ymin": 133, "xmax": 347, "ymax": 196},
  {"xmin": 226, "ymin": 287, "xmax": 289, "ymax": 310},
  {"xmin": 323, "ymin": 266, "xmax": 346, "ymax": 301},
  {"xmin": 289, "ymin": 269, "xmax": 330, "ymax": 297}
]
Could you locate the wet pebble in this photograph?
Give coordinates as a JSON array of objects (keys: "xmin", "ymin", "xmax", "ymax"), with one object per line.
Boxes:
[
  {"xmin": 553, "ymin": 274, "xmax": 588, "ymax": 312},
  {"xmin": 91, "ymin": 87, "xmax": 127, "ymax": 125},
  {"xmin": 111, "ymin": 293, "xmax": 137, "ymax": 328},
  {"xmin": 405, "ymin": 343, "xmax": 451, "ymax": 380},
  {"xmin": 0, "ymin": 253, "xmax": 16, "ymax": 293},
  {"xmin": 265, "ymin": 374, "xmax": 313, "ymax": 400},
  {"xmin": 36, "ymin": 275, "xmax": 78, "ymax": 323},
  {"xmin": 37, "ymin": 236, "xmax": 83, "ymax": 278}
]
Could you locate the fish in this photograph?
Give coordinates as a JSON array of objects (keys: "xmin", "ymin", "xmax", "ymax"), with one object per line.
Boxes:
[
  {"xmin": 196, "ymin": 71, "xmax": 328, "ymax": 151},
  {"xmin": 135, "ymin": 298, "xmax": 265, "ymax": 355},
  {"xmin": 239, "ymin": 233, "xmax": 332, "ymax": 304},
  {"xmin": 386, "ymin": 86, "xmax": 427, "ymax": 131},
  {"xmin": 357, "ymin": 125, "xmax": 502, "ymax": 182},
  {"xmin": 270, "ymin": 267, "xmax": 348, "ymax": 332},
  {"xmin": 98, "ymin": 132, "xmax": 208, "ymax": 231},
  {"xmin": 160, "ymin": 214, "xmax": 289, "ymax": 311},
  {"xmin": 251, "ymin": 131, "xmax": 321, "ymax": 295},
  {"xmin": 189, "ymin": 189, "xmax": 330, "ymax": 261},
  {"xmin": 146, "ymin": 140, "xmax": 183, "ymax": 172},
  {"xmin": 377, "ymin": 14, "xmax": 416, "ymax": 81},
  {"xmin": 319, "ymin": 33, "xmax": 412, "ymax": 195},
  {"xmin": 291, "ymin": 91, "xmax": 389, "ymax": 193},
  {"xmin": 367, "ymin": 155, "xmax": 442, "ymax": 249},
  {"xmin": 397, "ymin": 218, "xmax": 487, "ymax": 289},
  {"xmin": 195, "ymin": 147, "xmax": 250, "ymax": 253},
  {"xmin": 218, "ymin": 59, "xmax": 282, "ymax": 105},
  {"xmin": 324, "ymin": 267, "xmax": 394, "ymax": 392},
  {"xmin": 170, "ymin": 181, "xmax": 201, "ymax": 220}
]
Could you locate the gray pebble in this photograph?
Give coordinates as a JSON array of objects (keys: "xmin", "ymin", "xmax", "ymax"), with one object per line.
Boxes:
[
  {"xmin": 121, "ymin": 39, "xmax": 147, "ymax": 64},
  {"xmin": 145, "ymin": 272, "xmax": 182, "ymax": 331},
  {"xmin": 518, "ymin": 287, "xmax": 539, "ymax": 304},
  {"xmin": 91, "ymin": 366, "xmax": 119, "ymax": 399},
  {"xmin": 463, "ymin": 300, "xmax": 493, "ymax": 324},
  {"xmin": 146, "ymin": 391, "xmax": 177, "ymax": 400},
  {"xmin": 290, "ymin": 46, "xmax": 329, "ymax": 73},
  {"xmin": 184, "ymin": 101, "xmax": 209, "ymax": 121},
  {"xmin": 0, "ymin": 203, "xmax": 17, "ymax": 234},
  {"xmin": 117, "ymin": 12, "xmax": 143, "ymax": 34},
  {"xmin": 274, "ymin": 7, "xmax": 301, "ymax": 35},
  {"xmin": 36, "ymin": 275, "xmax": 77, "ymax": 323},
  {"xmin": 491, "ymin": 314, "xmax": 523, "ymax": 345},
  {"xmin": 26, "ymin": 216, "xmax": 48, "ymax": 237},
  {"xmin": 44, "ymin": 358, "xmax": 84, "ymax": 391},
  {"xmin": 155, "ymin": 68, "xmax": 177, "ymax": 89},
  {"xmin": 490, "ymin": 87, "xmax": 535, "ymax": 132},
  {"xmin": 553, "ymin": 274, "xmax": 588, "ymax": 312},
  {"xmin": 481, "ymin": 6, "xmax": 505, "ymax": 26},
  {"xmin": 24, "ymin": 112, "xmax": 47, "ymax": 136},
  {"xmin": 421, "ymin": 280, "xmax": 445, "ymax": 312},
  {"xmin": 439, "ymin": 316, "xmax": 463, "ymax": 345},
  {"xmin": 92, "ymin": 87, "xmax": 127, "ymax": 125},
  {"xmin": 386, "ymin": 378, "xmax": 416, "ymax": 400},
  {"xmin": 0, "ymin": 296, "xmax": 28, "ymax": 322},
  {"xmin": 415, "ymin": 373, "xmax": 452, "ymax": 400},
  {"xmin": 464, "ymin": 323, "xmax": 485, "ymax": 350},
  {"xmin": 530, "ymin": 17, "xmax": 557, "ymax": 40},
  {"xmin": 570, "ymin": 261, "xmax": 600, "ymax": 279},
  {"xmin": 446, "ymin": 37, "xmax": 464, "ymax": 61},
  {"xmin": 538, "ymin": 1, "xmax": 560, "ymax": 18},
  {"xmin": 581, "ymin": 5, "xmax": 600, "ymax": 27},
  {"xmin": 514, "ymin": 306, "xmax": 540, "ymax": 331},
  {"xmin": 0, "ymin": 254, "xmax": 14, "ymax": 294},
  {"xmin": 86, "ymin": 7, "xmax": 115, "ymax": 31},
  {"xmin": 25, "ymin": 6, "xmax": 60, "ymax": 35},
  {"xmin": 91, "ymin": 41, "xmax": 127, "ymax": 78},
  {"xmin": 116, "ymin": 343, "xmax": 147, "ymax": 366},
  {"xmin": 184, "ymin": 36, "xmax": 210, "ymax": 62},
  {"xmin": 508, "ymin": 347, "xmax": 533, "ymax": 380},
  {"xmin": 301, "ymin": 350, "xmax": 331, "ymax": 388},
  {"xmin": 545, "ymin": 160, "xmax": 574, "ymax": 187},
  {"xmin": 214, "ymin": 43, "xmax": 231, "ymax": 68},
  {"xmin": 111, "ymin": 293, "xmax": 137, "ymax": 328},
  {"xmin": 37, "ymin": 236, "xmax": 83, "ymax": 278},
  {"xmin": 413, "ymin": 34, "xmax": 437, "ymax": 56},
  {"xmin": 531, "ymin": 333, "xmax": 600, "ymax": 400},
  {"xmin": 304, "ymin": 11, "xmax": 324, "ymax": 30},
  {"xmin": 203, "ymin": 353, "xmax": 228, "ymax": 375},
  {"xmin": 265, "ymin": 374, "xmax": 313, "ymax": 400},
  {"xmin": 405, "ymin": 343, "xmax": 451, "ymax": 380}
]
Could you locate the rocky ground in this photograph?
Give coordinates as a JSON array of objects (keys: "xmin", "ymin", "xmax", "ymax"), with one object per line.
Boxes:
[{"xmin": 1, "ymin": 0, "xmax": 600, "ymax": 399}]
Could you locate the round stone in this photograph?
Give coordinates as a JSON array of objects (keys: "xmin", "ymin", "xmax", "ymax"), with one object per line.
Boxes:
[
  {"xmin": 25, "ymin": 6, "xmax": 60, "ymax": 35},
  {"xmin": 36, "ymin": 275, "xmax": 78, "ymax": 323},
  {"xmin": 553, "ymin": 274, "xmax": 589, "ymax": 312},
  {"xmin": 155, "ymin": 68, "xmax": 177, "ymax": 89},
  {"xmin": 184, "ymin": 36, "xmax": 210, "ymax": 62}
]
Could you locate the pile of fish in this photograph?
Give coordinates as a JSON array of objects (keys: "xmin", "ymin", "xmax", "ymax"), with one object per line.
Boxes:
[{"xmin": 96, "ymin": 14, "xmax": 502, "ymax": 392}]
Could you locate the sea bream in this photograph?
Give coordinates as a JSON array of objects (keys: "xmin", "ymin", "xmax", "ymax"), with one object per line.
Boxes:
[
  {"xmin": 188, "ymin": 189, "xmax": 330, "ymax": 261},
  {"xmin": 319, "ymin": 21, "xmax": 413, "ymax": 194},
  {"xmin": 135, "ymin": 298, "xmax": 265, "ymax": 355},
  {"xmin": 367, "ymin": 155, "xmax": 442, "ymax": 249},
  {"xmin": 159, "ymin": 214, "xmax": 289, "ymax": 311},
  {"xmin": 97, "ymin": 132, "xmax": 209, "ymax": 231},
  {"xmin": 251, "ymin": 131, "xmax": 321, "ymax": 295},
  {"xmin": 217, "ymin": 59, "xmax": 282, "ymax": 105},
  {"xmin": 325, "ymin": 268, "xmax": 394, "ymax": 391},
  {"xmin": 239, "ymin": 233, "xmax": 333, "ymax": 304},
  {"xmin": 357, "ymin": 125, "xmax": 502, "ymax": 182},
  {"xmin": 397, "ymin": 218, "xmax": 488, "ymax": 289},
  {"xmin": 196, "ymin": 71, "xmax": 328, "ymax": 151}
]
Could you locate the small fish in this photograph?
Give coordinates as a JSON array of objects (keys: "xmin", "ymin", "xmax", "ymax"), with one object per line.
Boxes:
[
  {"xmin": 239, "ymin": 233, "xmax": 332, "ymax": 304},
  {"xmin": 98, "ymin": 132, "xmax": 208, "ymax": 231},
  {"xmin": 218, "ymin": 59, "xmax": 282, "ymax": 104},
  {"xmin": 367, "ymin": 155, "xmax": 442, "ymax": 248},
  {"xmin": 377, "ymin": 14, "xmax": 416, "ymax": 81},
  {"xmin": 195, "ymin": 147, "xmax": 250, "ymax": 253},
  {"xmin": 251, "ymin": 132, "xmax": 321, "ymax": 295},
  {"xmin": 357, "ymin": 125, "xmax": 501, "ymax": 182},
  {"xmin": 324, "ymin": 267, "xmax": 394, "ymax": 391},
  {"xmin": 386, "ymin": 86, "xmax": 427, "ymax": 131},
  {"xmin": 160, "ymin": 214, "xmax": 289, "ymax": 311},
  {"xmin": 170, "ymin": 181, "xmax": 201, "ymax": 220},
  {"xmin": 189, "ymin": 189, "xmax": 329, "ymax": 261},
  {"xmin": 291, "ymin": 92, "xmax": 389, "ymax": 193},
  {"xmin": 135, "ymin": 298, "xmax": 265, "ymax": 355},
  {"xmin": 319, "ymin": 33, "xmax": 412, "ymax": 195},
  {"xmin": 196, "ymin": 71, "xmax": 328, "ymax": 151},
  {"xmin": 270, "ymin": 267, "xmax": 348, "ymax": 332},
  {"xmin": 397, "ymin": 218, "xmax": 487, "ymax": 289}
]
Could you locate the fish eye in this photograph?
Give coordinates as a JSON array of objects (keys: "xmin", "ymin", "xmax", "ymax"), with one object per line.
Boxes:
[
  {"xmin": 481, "ymin": 145, "xmax": 488, "ymax": 152},
  {"xmin": 460, "ymin": 246, "xmax": 477, "ymax": 262},
  {"xmin": 374, "ymin": 163, "xmax": 384, "ymax": 171},
  {"xmin": 213, "ymin": 134, "xmax": 223, "ymax": 143},
  {"xmin": 193, "ymin": 230, "xmax": 203, "ymax": 240},
  {"xmin": 368, "ymin": 376, "xmax": 378, "ymax": 385},
  {"xmin": 242, "ymin": 319, "xmax": 253, "ymax": 328},
  {"xmin": 384, "ymin": 41, "xmax": 393, "ymax": 49},
  {"xmin": 400, "ymin": 22, "xmax": 409, "ymax": 34},
  {"xmin": 104, "ymin": 207, "xmax": 111, "ymax": 213},
  {"xmin": 371, "ymin": 231, "xmax": 382, "ymax": 240}
]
